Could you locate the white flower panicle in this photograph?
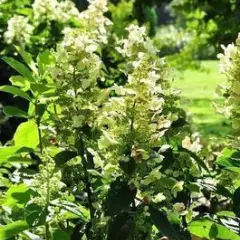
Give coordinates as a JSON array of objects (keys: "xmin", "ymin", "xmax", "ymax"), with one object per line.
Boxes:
[
  {"xmin": 217, "ymin": 34, "xmax": 240, "ymax": 130},
  {"xmin": 3, "ymin": 0, "xmax": 81, "ymax": 45},
  {"xmin": 52, "ymin": 0, "xmax": 112, "ymax": 88},
  {"xmin": 49, "ymin": 0, "xmax": 112, "ymax": 138},
  {"xmin": 33, "ymin": 0, "xmax": 79, "ymax": 23},
  {"xmin": 32, "ymin": 0, "xmax": 58, "ymax": 21},
  {"xmin": 53, "ymin": 28, "xmax": 102, "ymax": 87},
  {"xmin": 217, "ymin": 43, "xmax": 238, "ymax": 75},
  {"xmin": 55, "ymin": 0, "xmax": 80, "ymax": 22},
  {"xmin": 4, "ymin": 15, "xmax": 33, "ymax": 46},
  {"xmin": 118, "ymin": 24, "xmax": 158, "ymax": 58},
  {"xmin": 97, "ymin": 25, "xmax": 172, "ymax": 164},
  {"xmin": 78, "ymin": 0, "xmax": 112, "ymax": 44},
  {"xmin": 182, "ymin": 133, "xmax": 202, "ymax": 153}
]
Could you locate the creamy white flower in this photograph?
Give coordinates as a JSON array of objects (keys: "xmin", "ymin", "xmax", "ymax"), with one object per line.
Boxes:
[
  {"xmin": 182, "ymin": 135, "xmax": 202, "ymax": 153},
  {"xmin": 4, "ymin": 15, "xmax": 33, "ymax": 45},
  {"xmin": 218, "ymin": 34, "xmax": 240, "ymax": 133},
  {"xmin": 152, "ymin": 193, "xmax": 166, "ymax": 203},
  {"xmin": 33, "ymin": 0, "xmax": 79, "ymax": 23},
  {"xmin": 33, "ymin": 0, "xmax": 58, "ymax": 21}
]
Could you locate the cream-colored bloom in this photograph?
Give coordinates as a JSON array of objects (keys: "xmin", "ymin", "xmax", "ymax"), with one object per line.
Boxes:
[
  {"xmin": 33, "ymin": 0, "xmax": 79, "ymax": 23},
  {"xmin": 218, "ymin": 34, "xmax": 240, "ymax": 133},
  {"xmin": 33, "ymin": 0, "xmax": 58, "ymax": 21},
  {"xmin": 4, "ymin": 15, "xmax": 33, "ymax": 46},
  {"xmin": 182, "ymin": 134, "xmax": 202, "ymax": 153}
]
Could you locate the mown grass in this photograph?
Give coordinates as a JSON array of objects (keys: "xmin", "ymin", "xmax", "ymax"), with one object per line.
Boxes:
[{"xmin": 173, "ymin": 60, "xmax": 232, "ymax": 139}]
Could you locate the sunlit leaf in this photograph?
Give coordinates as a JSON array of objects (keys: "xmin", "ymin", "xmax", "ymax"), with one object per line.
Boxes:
[
  {"xmin": 3, "ymin": 106, "xmax": 29, "ymax": 118},
  {"xmin": 14, "ymin": 120, "xmax": 39, "ymax": 149},
  {"xmin": 0, "ymin": 220, "xmax": 29, "ymax": 240},
  {"xmin": 188, "ymin": 219, "xmax": 240, "ymax": 240},
  {"xmin": 2, "ymin": 56, "xmax": 36, "ymax": 82},
  {"xmin": 0, "ymin": 85, "xmax": 32, "ymax": 102}
]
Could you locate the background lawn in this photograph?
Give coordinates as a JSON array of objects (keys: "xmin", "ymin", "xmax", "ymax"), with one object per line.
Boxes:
[{"xmin": 173, "ymin": 60, "xmax": 233, "ymax": 140}]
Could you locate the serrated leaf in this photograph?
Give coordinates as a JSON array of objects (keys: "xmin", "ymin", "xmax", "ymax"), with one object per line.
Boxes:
[
  {"xmin": 0, "ymin": 220, "xmax": 29, "ymax": 240},
  {"xmin": 3, "ymin": 106, "xmax": 28, "ymax": 118},
  {"xmin": 2, "ymin": 56, "xmax": 36, "ymax": 82},
  {"xmin": 0, "ymin": 85, "xmax": 32, "ymax": 102},
  {"xmin": 14, "ymin": 120, "xmax": 39, "ymax": 149}
]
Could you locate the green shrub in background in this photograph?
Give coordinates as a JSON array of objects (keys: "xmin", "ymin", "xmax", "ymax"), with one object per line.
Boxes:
[{"xmin": 170, "ymin": 0, "xmax": 240, "ymax": 50}]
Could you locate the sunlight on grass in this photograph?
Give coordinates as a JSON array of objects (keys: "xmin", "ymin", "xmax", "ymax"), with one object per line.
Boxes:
[{"xmin": 173, "ymin": 60, "xmax": 232, "ymax": 139}]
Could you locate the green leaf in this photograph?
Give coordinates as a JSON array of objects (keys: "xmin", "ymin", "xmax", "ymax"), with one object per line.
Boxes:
[
  {"xmin": 186, "ymin": 183, "xmax": 200, "ymax": 192},
  {"xmin": 0, "ymin": 85, "xmax": 32, "ymax": 102},
  {"xmin": 149, "ymin": 205, "xmax": 180, "ymax": 240},
  {"xmin": 10, "ymin": 75, "xmax": 30, "ymax": 90},
  {"xmin": 188, "ymin": 219, "xmax": 240, "ymax": 240},
  {"xmin": 233, "ymin": 187, "xmax": 240, "ymax": 216},
  {"xmin": 3, "ymin": 183, "xmax": 30, "ymax": 208},
  {"xmin": 0, "ymin": 147, "xmax": 20, "ymax": 164},
  {"xmin": 15, "ymin": 46, "xmax": 38, "ymax": 74},
  {"xmin": 104, "ymin": 178, "xmax": 136, "ymax": 216},
  {"xmin": 3, "ymin": 106, "xmax": 29, "ymax": 118},
  {"xmin": 37, "ymin": 50, "xmax": 55, "ymax": 75},
  {"xmin": 119, "ymin": 158, "xmax": 136, "ymax": 175},
  {"xmin": 217, "ymin": 211, "xmax": 236, "ymax": 217},
  {"xmin": 8, "ymin": 156, "xmax": 34, "ymax": 164},
  {"xmin": 54, "ymin": 151, "xmax": 77, "ymax": 166},
  {"xmin": 52, "ymin": 229, "xmax": 70, "ymax": 240},
  {"xmin": 26, "ymin": 203, "xmax": 47, "ymax": 227},
  {"xmin": 0, "ymin": 220, "xmax": 29, "ymax": 240},
  {"xmin": 51, "ymin": 201, "xmax": 90, "ymax": 223},
  {"xmin": 183, "ymin": 148, "xmax": 209, "ymax": 172},
  {"xmin": 216, "ymin": 184, "xmax": 232, "ymax": 199},
  {"xmin": 14, "ymin": 120, "xmax": 39, "ymax": 149},
  {"xmin": 2, "ymin": 56, "xmax": 36, "ymax": 82},
  {"xmin": 216, "ymin": 148, "xmax": 240, "ymax": 168},
  {"xmin": 31, "ymin": 83, "xmax": 55, "ymax": 95}
]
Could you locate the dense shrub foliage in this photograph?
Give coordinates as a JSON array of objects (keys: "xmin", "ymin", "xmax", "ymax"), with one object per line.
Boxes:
[
  {"xmin": 170, "ymin": 0, "xmax": 240, "ymax": 50},
  {"xmin": 0, "ymin": 0, "xmax": 240, "ymax": 240}
]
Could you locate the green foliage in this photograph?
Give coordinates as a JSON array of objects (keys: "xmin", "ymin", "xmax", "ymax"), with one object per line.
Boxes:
[
  {"xmin": 188, "ymin": 219, "xmax": 240, "ymax": 240},
  {"xmin": 0, "ymin": 1, "xmax": 239, "ymax": 240},
  {"xmin": 13, "ymin": 121, "xmax": 39, "ymax": 149},
  {"xmin": 0, "ymin": 220, "xmax": 29, "ymax": 240},
  {"xmin": 170, "ymin": 0, "xmax": 240, "ymax": 49}
]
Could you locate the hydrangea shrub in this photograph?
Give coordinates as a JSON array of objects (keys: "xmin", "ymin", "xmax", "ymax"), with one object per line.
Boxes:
[{"xmin": 0, "ymin": 1, "xmax": 240, "ymax": 240}]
